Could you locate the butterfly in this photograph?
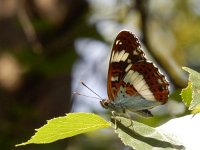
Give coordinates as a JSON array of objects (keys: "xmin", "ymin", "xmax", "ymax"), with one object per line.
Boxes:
[{"xmin": 100, "ymin": 30, "xmax": 169, "ymax": 118}]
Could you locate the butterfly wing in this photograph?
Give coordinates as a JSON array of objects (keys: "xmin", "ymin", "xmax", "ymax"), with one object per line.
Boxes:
[
  {"xmin": 107, "ymin": 31, "xmax": 169, "ymax": 104},
  {"xmin": 107, "ymin": 30, "xmax": 146, "ymax": 100},
  {"xmin": 123, "ymin": 61, "xmax": 169, "ymax": 104}
]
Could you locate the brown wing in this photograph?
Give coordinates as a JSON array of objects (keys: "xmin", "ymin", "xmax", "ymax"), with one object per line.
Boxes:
[
  {"xmin": 107, "ymin": 30, "xmax": 146, "ymax": 100},
  {"xmin": 128, "ymin": 61, "xmax": 169, "ymax": 103}
]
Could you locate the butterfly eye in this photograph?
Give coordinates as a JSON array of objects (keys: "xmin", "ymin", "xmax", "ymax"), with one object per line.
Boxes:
[{"xmin": 100, "ymin": 100, "xmax": 109, "ymax": 109}]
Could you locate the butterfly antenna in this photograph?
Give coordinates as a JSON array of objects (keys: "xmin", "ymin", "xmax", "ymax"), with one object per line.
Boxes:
[
  {"xmin": 73, "ymin": 92, "xmax": 102, "ymax": 100},
  {"xmin": 80, "ymin": 81, "xmax": 103, "ymax": 99}
]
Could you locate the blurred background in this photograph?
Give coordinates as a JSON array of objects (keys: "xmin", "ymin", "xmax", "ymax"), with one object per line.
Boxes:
[{"xmin": 0, "ymin": 0, "xmax": 200, "ymax": 149}]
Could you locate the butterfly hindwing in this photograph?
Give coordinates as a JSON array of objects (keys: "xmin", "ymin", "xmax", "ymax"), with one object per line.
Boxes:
[{"xmin": 123, "ymin": 61, "xmax": 169, "ymax": 103}]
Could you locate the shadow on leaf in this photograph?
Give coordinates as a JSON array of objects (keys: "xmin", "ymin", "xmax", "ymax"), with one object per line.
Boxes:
[{"xmin": 111, "ymin": 118, "xmax": 185, "ymax": 150}]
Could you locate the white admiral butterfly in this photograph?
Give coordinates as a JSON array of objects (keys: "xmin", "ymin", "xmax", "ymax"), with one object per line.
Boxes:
[{"xmin": 100, "ymin": 30, "xmax": 169, "ymax": 117}]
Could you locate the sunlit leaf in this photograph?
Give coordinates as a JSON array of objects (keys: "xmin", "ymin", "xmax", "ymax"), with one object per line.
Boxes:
[
  {"xmin": 16, "ymin": 113, "xmax": 110, "ymax": 146},
  {"xmin": 191, "ymin": 104, "xmax": 200, "ymax": 114},
  {"xmin": 182, "ymin": 67, "xmax": 200, "ymax": 114},
  {"xmin": 111, "ymin": 117, "xmax": 184, "ymax": 150},
  {"xmin": 181, "ymin": 82, "xmax": 192, "ymax": 107}
]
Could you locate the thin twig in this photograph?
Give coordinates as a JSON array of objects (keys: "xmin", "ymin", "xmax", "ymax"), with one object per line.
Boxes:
[{"xmin": 17, "ymin": 0, "xmax": 43, "ymax": 54}]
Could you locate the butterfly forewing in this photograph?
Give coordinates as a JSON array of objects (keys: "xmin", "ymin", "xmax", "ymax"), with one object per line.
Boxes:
[
  {"xmin": 107, "ymin": 30, "xmax": 169, "ymax": 104},
  {"xmin": 107, "ymin": 31, "xmax": 146, "ymax": 100}
]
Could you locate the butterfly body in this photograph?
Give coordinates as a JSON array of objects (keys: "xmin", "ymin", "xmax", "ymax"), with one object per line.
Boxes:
[
  {"xmin": 100, "ymin": 87, "xmax": 161, "ymax": 117},
  {"xmin": 101, "ymin": 30, "xmax": 169, "ymax": 117}
]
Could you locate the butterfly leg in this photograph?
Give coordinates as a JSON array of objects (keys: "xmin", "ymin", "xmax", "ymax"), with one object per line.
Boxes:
[
  {"xmin": 111, "ymin": 111, "xmax": 120, "ymax": 129},
  {"xmin": 125, "ymin": 113, "xmax": 133, "ymax": 128},
  {"xmin": 128, "ymin": 118, "xmax": 133, "ymax": 128},
  {"xmin": 122, "ymin": 108, "xmax": 133, "ymax": 128}
]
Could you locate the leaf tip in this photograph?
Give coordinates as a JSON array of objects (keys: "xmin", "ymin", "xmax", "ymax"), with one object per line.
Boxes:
[
  {"xmin": 15, "ymin": 142, "xmax": 27, "ymax": 147},
  {"xmin": 182, "ymin": 66, "xmax": 189, "ymax": 72}
]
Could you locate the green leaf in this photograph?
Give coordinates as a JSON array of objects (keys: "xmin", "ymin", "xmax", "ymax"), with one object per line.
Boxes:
[
  {"xmin": 181, "ymin": 82, "xmax": 192, "ymax": 107},
  {"xmin": 182, "ymin": 67, "xmax": 200, "ymax": 113},
  {"xmin": 16, "ymin": 113, "xmax": 110, "ymax": 146},
  {"xmin": 111, "ymin": 117, "xmax": 184, "ymax": 150},
  {"xmin": 191, "ymin": 104, "xmax": 200, "ymax": 114}
]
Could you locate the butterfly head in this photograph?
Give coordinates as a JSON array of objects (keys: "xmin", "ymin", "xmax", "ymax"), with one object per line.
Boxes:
[{"xmin": 100, "ymin": 99, "xmax": 110, "ymax": 109}]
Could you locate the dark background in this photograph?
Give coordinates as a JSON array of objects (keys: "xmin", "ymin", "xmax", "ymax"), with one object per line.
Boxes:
[{"xmin": 0, "ymin": 0, "xmax": 200, "ymax": 149}]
